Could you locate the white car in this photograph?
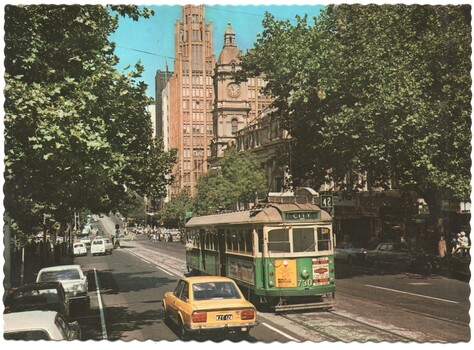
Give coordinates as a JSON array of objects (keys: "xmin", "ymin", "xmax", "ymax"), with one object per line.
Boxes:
[
  {"xmin": 335, "ymin": 242, "xmax": 367, "ymax": 264},
  {"xmin": 91, "ymin": 238, "xmax": 113, "ymax": 255},
  {"xmin": 36, "ymin": 265, "xmax": 89, "ymax": 308},
  {"xmin": 79, "ymin": 236, "xmax": 91, "ymax": 248},
  {"xmin": 73, "ymin": 242, "xmax": 87, "ymax": 256},
  {"xmin": 4, "ymin": 310, "xmax": 81, "ymax": 340}
]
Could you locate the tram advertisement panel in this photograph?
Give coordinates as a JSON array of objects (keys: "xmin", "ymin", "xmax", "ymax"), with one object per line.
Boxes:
[
  {"xmin": 312, "ymin": 257, "xmax": 330, "ymax": 285},
  {"xmin": 275, "ymin": 259, "xmax": 297, "ymax": 288},
  {"xmin": 228, "ymin": 258, "xmax": 254, "ymax": 285}
]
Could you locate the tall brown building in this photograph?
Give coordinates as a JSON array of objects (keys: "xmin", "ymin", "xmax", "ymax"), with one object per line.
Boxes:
[{"xmin": 168, "ymin": 5, "xmax": 215, "ymax": 197}]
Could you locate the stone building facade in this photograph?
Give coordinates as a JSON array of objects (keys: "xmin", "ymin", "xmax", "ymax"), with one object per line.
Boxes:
[{"xmin": 210, "ymin": 23, "xmax": 272, "ymax": 167}]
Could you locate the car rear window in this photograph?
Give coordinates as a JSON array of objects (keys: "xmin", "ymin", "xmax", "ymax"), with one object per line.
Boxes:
[
  {"xmin": 93, "ymin": 240, "xmax": 104, "ymax": 245},
  {"xmin": 39, "ymin": 269, "xmax": 81, "ymax": 281},
  {"xmin": 7, "ymin": 288, "xmax": 59, "ymax": 305},
  {"xmin": 192, "ymin": 281, "xmax": 241, "ymax": 300}
]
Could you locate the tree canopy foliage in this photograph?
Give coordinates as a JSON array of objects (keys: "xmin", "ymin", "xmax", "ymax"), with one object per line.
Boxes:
[
  {"xmin": 192, "ymin": 148, "xmax": 267, "ymax": 215},
  {"xmin": 239, "ymin": 4, "xmax": 471, "ymax": 217},
  {"xmin": 4, "ymin": 5, "xmax": 176, "ymax": 242},
  {"xmin": 160, "ymin": 148, "xmax": 267, "ymax": 221},
  {"xmin": 159, "ymin": 190, "xmax": 193, "ymax": 228}
]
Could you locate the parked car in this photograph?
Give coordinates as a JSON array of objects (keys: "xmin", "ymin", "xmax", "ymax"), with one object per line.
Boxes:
[
  {"xmin": 162, "ymin": 276, "xmax": 258, "ymax": 340},
  {"xmin": 4, "ymin": 282, "xmax": 70, "ymax": 319},
  {"xmin": 73, "ymin": 242, "xmax": 87, "ymax": 257},
  {"xmin": 36, "ymin": 264, "xmax": 89, "ymax": 309},
  {"xmin": 366, "ymin": 242, "xmax": 415, "ymax": 272},
  {"xmin": 335, "ymin": 242, "xmax": 367, "ymax": 265},
  {"xmin": 79, "ymin": 236, "xmax": 91, "ymax": 248},
  {"xmin": 4, "ymin": 310, "xmax": 81, "ymax": 340},
  {"xmin": 91, "ymin": 238, "xmax": 113, "ymax": 255}
]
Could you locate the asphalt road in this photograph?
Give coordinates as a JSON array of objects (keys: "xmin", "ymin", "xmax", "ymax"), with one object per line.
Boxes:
[
  {"xmin": 71, "ymin": 216, "xmax": 470, "ymax": 343},
  {"xmin": 72, "ymin": 238, "xmax": 295, "ymax": 342}
]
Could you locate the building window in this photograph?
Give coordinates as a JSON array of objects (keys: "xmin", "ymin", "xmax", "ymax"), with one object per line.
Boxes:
[{"xmin": 231, "ymin": 118, "xmax": 238, "ymax": 133}]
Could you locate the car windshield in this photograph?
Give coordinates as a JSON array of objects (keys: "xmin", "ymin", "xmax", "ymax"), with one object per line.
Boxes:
[
  {"xmin": 39, "ymin": 269, "xmax": 80, "ymax": 281},
  {"xmin": 93, "ymin": 240, "xmax": 103, "ymax": 245},
  {"xmin": 192, "ymin": 281, "xmax": 241, "ymax": 300}
]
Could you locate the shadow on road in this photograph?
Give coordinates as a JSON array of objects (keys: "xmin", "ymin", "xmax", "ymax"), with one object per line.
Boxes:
[{"xmin": 86, "ymin": 269, "xmax": 176, "ymax": 295}]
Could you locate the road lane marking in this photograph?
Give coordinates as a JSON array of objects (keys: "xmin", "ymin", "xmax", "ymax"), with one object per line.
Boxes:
[
  {"xmin": 366, "ymin": 284, "xmax": 459, "ymax": 304},
  {"xmin": 121, "ymin": 249, "xmax": 178, "ymax": 276},
  {"xmin": 138, "ymin": 257, "xmax": 152, "ymax": 265},
  {"xmin": 94, "ymin": 268, "xmax": 108, "ymax": 339},
  {"xmin": 156, "ymin": 265, "xmax": 175, "ymax": 276},
  {"xmin": 260, "ymin": 322, "xmax": 300, "ymax": 342}
]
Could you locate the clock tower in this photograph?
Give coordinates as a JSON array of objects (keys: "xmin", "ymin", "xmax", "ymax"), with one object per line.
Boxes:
[{"xmin": 210, "ymin": 23, "xmax": 250, "ymax": 166}]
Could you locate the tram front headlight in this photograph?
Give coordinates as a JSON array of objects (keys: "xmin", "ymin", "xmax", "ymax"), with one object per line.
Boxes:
[
  {"xmin": 300, "ymin": 268, "xmax": 310, "ymax": 280},
  {"xmin": 268, "ymin": 280, "xmax": 274, "ymax": 287}
]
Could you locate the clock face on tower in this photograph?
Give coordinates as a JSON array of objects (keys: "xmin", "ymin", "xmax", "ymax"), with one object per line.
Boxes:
[{"xmin": 227, "ymin": 83, "xmax": 241, "ymax": 98}]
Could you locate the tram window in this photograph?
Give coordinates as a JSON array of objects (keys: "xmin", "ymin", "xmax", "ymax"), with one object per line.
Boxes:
[
  {"xmin": 293, "ymin": 228, "xmax": 315, "ymax": 252},
  {"xmin": 213, "ymin": 233, "xmax": 219, "ymax": 251},
  {"xmin": 231, "ymin": 231, "xmax": 239, "ymax": 251},
  {"xmin": 245, "ymin": 229, "xmax": 253, "ymax": 253},
  {"xmin": 226, "ymin": 230, "xmax": 232, "ymax": 251},
  {"xmin": 193, "ymin": 231, "xmax": 199, "ymax": 248},
  {"xmin": 317, "ymin": 227, "xmax": 331, "ymax": 251},
  {"xmin": 257, "ymin": 229, "xmax": 263, "ymax": 253},
  {"xmin": 238, "ymin": 230, "xmax": 245, "ymax": 252},
  {"xmin": 268, "ymin": 228, "xmax": 290, "ymax": 253}
]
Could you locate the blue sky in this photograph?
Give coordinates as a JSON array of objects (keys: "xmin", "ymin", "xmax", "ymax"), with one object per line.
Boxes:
[{"xmin": 108, "ymin": 4, "xmax": 324, "ymax": 98}]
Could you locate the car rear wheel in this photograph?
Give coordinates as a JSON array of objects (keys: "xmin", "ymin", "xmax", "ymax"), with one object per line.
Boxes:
[
  {"xmin": 178, "ymin": 318, "xmax": 190, "ymax": 341},
  {"xmin": 162, "ymin": 303, "xmax": 170, "ymax": 323}
]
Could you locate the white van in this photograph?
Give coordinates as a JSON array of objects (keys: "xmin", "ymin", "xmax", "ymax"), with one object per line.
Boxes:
[
  {"xmin": 91, "ymin": 238, "xmax": 113, "ymax": 255},
  {"xmin": 73, "ymin": 242, "xmax": 87, "ymax": 256}
]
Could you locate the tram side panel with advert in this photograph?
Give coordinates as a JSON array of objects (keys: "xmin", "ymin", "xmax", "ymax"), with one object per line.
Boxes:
[{"xmin": 185, "ymin": 201, "xmax": 335, "ymax": 312}]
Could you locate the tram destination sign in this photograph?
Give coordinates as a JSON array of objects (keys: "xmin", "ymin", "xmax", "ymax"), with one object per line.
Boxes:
[{"xmin": 283, "ymin": 211, "xmax": 320, "ymax": 221}]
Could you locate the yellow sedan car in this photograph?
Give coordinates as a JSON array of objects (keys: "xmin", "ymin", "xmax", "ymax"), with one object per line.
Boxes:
[{"xmin": 162, "ymin": 276, "xmax": 258, "ymax": 340}]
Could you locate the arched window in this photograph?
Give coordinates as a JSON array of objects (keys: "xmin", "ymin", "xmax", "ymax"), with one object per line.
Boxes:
[{"xmin": 231, "ymin": 118, "xmax": 238, "ymax": 133}]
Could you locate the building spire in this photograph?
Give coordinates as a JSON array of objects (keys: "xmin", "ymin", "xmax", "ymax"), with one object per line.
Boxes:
[{"xmin": 224, "ymin": 22, "xmax": 236, "ymax": 47}]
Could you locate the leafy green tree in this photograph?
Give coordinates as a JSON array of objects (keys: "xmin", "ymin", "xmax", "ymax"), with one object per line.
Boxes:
[
  {"xmin": 192, "ymin": 148, "xmax": 267, "ymax": 215},
  {"xmin": 192, "ymin": 169, "xmax": 236, "ymax": 216},
  {"xmin": 4, "ymin": 5, "xmax": 176, "ymax": 244},
  {"xmin": 240, "ymin": 5, "xmax": 471, "ymax": 222},
  {"xmin": 159, "ymin": 191, "xmax": 193, "ymax": 228}
]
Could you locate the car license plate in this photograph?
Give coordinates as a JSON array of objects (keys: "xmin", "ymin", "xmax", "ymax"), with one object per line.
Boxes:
[{"xmin": 216, "ymin": 314, "xmax": 233, "ymax": 321}]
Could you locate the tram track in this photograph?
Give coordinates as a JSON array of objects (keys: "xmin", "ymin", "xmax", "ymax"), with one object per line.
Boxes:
[
  {"xmin": 116, "ymin": 236, "xmax": 467, "ymax": 342},
  {"xmin": 280, "ymin": 309, "xmax": 434, "ymax": 342},
  {"xmin": 336, "ymin": 290, "xmax": 470, "ymax": 328}
]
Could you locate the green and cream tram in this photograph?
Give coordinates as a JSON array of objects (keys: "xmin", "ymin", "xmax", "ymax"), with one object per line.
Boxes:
[{"xmin": 185, "ymin": 202, "xmax": 335, "ymax": 312}]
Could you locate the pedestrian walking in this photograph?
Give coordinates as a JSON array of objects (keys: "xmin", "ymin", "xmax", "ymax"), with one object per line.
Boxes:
[
  {"xmin": 438, "ymin": 236, "xmax": 447, "ymax": 258},
  {"xmin": 459, "ymin": 231, "xmax": 469, "ymax": 247}
]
